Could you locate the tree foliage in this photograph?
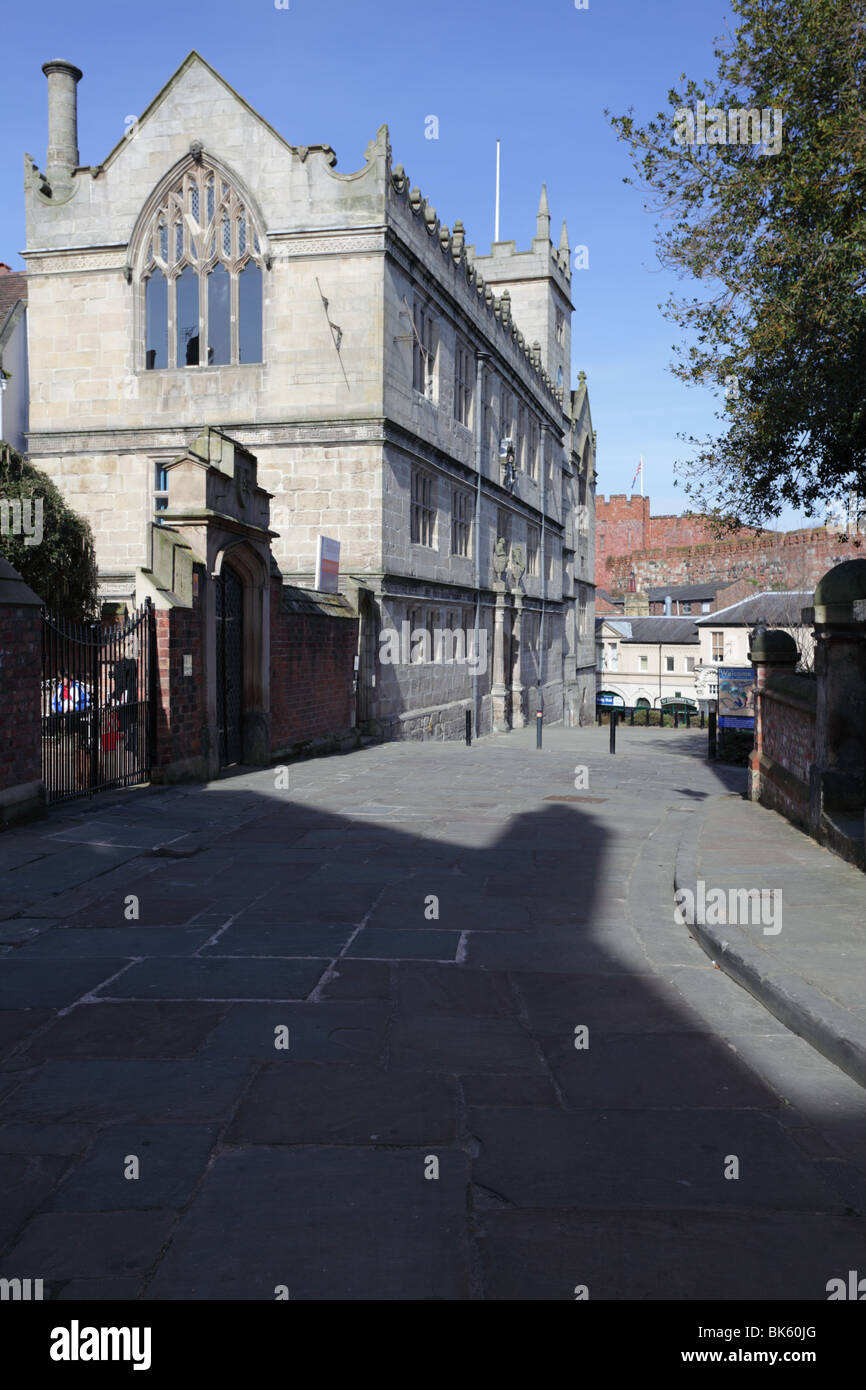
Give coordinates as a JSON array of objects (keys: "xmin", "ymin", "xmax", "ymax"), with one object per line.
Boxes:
[
  {"xmin": 608, "ymin": 0, "xmax": 866, "ymax": 528},
  {"xmin": 0, "ymin": 442, "xmax": 99, "ymax": 619}
]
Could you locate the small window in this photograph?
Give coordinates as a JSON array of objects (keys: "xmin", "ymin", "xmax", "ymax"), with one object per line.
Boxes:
[
  {"xmin": 454, "ymin": 341, "xmax": 473, "ymax": 426},
  {"xmin": 411, "ymin": 469, "xmax": 436, "ymax": 547},
  {"xmin": 497, "ymin": 508, "xmax": 512, "ymax": 552},
  {"xmin": 153, "ymin": 460, "xmax": 169, "ymax": 517},
  {"xmin": 639, "ymin": 654, "xmax": 648, "ymax": 672},
  {"xmin": 555, "ymin": 309, "xmax": 564, "ymax": 344},
  {"xmin": 665, "ymin": 655, "xmax": 675, "ymax": 672},
  {"xmin": 686, "ymin": 656, "xmax": 696, "ymax": 673},
  {"xmin": 527, "ymin": 525, "xmax": 540, "ymax": 577},
  {"xmin": 599, "ymin": 533, "xmax": 605, "ymax": 552},
  {"xmin": 712, "ymin": 631, "xmax": 724, "ymax": 662},
  {"xmin": 451, "ymin": 488, "xmax": 471, "ymax": 557},
  {"xmin": 528, "ymin": 417, "xmax": 539, "ymax": 481},
  {"xmin": 412, "ymin": 303, "xmax": 437, "ymax": 400},
  {"xmin": 702, "ymin": 601, "xmax": 711, "ymax": 613}
]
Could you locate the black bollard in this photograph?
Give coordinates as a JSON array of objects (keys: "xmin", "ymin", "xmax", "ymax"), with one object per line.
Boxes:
[
  {"xmin": 536, "ymin": 709, "xmax": 543, "ymax": 749},
  {"xmin": 609, "ymin": 709, "xmax": 617, "ymax": 754},
  {"xmin": 465, "ymin": 709, "xmax": 472, "ymax": 746},
  {"xmin": 708, "ymin": 707, "xmax": 717, "ymax": 760}
]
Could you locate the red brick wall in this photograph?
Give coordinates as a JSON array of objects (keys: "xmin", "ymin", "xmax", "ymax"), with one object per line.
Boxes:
[
  {"xmin": 0, "ymin": 604, "xmax": 42, "ymax": 799},
  {"xmin": 595, "ymin": 495, "xmax": 651, "ymax": 580},
  {"xmin": 750, "ymin": 671, "xmax": 816, "ymax": 830},
  {"xmin": 595, "ymin": 494, "xmax": 747, "ymax": 584},
  {"xmin": 607, "ymin": 527, "xmax": 855, "ymax": 596},
  {"xmin": 269, "ymin": 581, "xmax": 358, "ymax": 754}
]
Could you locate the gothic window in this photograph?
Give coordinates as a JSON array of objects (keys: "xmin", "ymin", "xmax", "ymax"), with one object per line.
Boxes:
[{"xmin": 140, "ymin": 161, "xmax": 265, "ymax": 370}]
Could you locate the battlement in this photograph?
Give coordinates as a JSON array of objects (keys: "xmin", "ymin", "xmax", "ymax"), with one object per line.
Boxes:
[{"xmin": 386, "ymin": 159, "xmax": 567, "ymax": 411}]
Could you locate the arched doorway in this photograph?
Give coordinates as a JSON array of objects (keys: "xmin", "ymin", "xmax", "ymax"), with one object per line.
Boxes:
[{"xmin": 216, "ymin": 562, "xmax": 244, "ymax": 765}]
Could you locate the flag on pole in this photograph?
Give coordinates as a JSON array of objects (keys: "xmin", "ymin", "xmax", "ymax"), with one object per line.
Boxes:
[{"xmin": 632, "ymin": 456, "xmax": 644, "ymax": 493}]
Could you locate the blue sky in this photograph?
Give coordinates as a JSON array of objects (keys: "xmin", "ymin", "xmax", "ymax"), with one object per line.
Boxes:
[{"xmin": 0, "ymin": 0, "xmax": 811, "ymax": 526}]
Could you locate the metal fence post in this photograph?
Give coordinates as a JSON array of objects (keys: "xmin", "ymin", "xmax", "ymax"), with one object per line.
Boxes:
[{"xmin": 609, "ymin": 709, "xmax": 617, "ymax": 754}]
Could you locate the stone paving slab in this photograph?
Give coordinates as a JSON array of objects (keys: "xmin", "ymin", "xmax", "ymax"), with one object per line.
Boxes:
[
  {"xmin": 0, "ymin": 1210, "xmax": 177, "ymax": 1282},
  {"xmin": 14, "ymin": 928, "xmax": 214, "ymax": 958},
  {"xmin": 475, "ymin": 1209, "xmax": 866, "ymax": 1300},
  {"xmin": 18, "ymin": 1001, "xmax": 229, "ymax": 1061},
  {"xmin": 227, "ymin": 1061, "xmax": 458, "ymax": 1146},
  {"xmin": 144, "ymin": 1147, "xmax": 471, "ymax": 1300},
  {"xmin": 95, "ymin": 957, "xmax": 330, "ymax": 1000},
  {"xmin": 46, "ymin": 1124, "xmax": 219, "ymax": 1211},
  {"xmin": 0, "ymin": 960, "xmax": 131, "ymax": 1009},
  {"xmin": 1, "ymin": 1060, "xmax": 251, "ymax": 1124},
  {"xmin": 468, "ymin": 1106, "xmax": 846, "ymax": 1211},
  {"xmin": 197, "ymin": 1001, "xmax": 391, "ymax": 1062}
]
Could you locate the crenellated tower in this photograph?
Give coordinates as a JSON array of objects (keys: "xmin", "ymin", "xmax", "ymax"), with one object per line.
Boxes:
[{"xmin": 466, "ymin": 184, "xmax": 573, "ymax": 400}]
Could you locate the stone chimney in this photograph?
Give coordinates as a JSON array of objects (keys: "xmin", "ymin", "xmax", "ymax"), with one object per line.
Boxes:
[{"xmin": 42, "ymin": 60, "xmax": 83, "ymax": 183}]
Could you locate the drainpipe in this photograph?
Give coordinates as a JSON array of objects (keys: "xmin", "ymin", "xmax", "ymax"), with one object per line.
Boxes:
[{"xmin": 473, "ymin": 352, "xmax": 488, "ymax": 737}]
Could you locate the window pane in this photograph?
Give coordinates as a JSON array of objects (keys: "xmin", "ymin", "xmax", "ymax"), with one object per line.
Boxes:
[
  {"xmin": 207, "ymin": 263, "xmax": 230, "ymax": 366},
  {"xmin": 238, "ymin": 212, "xmax": 246, "ymax": 255},
  {"xmin": 145, "ymin": 269, "xmax": 167, "ymax": 370},
  {"xmin": 206, "ymin": 178, "xmax": 215, "ymax": 224},
  {"xmin": 222, "ymin": 210, "xmax": 231, "ymax": 256},
  {"xmin": 191, "ymin": 183, "xmax": 199, "ymax": 223},
  {"xmin": 238, "ymin": 262, "xmax": 262, "ymax": 363},
  {"xmin": 176, "ymin": 266, "xmax": 200, "ymax": 366},
  {"xmin": 158, "ymin": 218, "xmax": 168, "ymax": 261}
]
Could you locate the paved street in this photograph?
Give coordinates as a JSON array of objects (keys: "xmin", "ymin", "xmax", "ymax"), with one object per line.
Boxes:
[{"xmin": 1, "ymin": 725, "xmax": 865, "ymax": 1300}]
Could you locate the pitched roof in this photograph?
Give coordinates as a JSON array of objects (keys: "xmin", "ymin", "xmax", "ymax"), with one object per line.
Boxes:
[
  {"xmin": 695, "ymin": 591, "xmax": 812, "ymax": 626},
  {"xmin": 0, "ymin": 271, "xmax": 27, "ymax": 335},
  {"xmin": 646, "ymin": 580, "xmax": 736, "ymax": 602},
  {"xmin": 596, "ymin": 616, "xmax": 699, "ymax": 643}
]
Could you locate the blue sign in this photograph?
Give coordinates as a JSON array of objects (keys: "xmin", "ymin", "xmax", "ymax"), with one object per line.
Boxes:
[{"xmin": 718, "ymin": 666, "xmax": 754, "ymax": 730}]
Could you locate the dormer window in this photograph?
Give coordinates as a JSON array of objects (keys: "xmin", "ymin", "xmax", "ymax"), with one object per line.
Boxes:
[{"xmin": 138, "ymin": 162, "xmax": 265, "ymax": 370}]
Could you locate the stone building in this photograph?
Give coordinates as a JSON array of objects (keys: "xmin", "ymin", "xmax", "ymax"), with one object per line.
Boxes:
[{"xmin": 22, "ymin": 51, "xmax": 596, "ymax": 740}]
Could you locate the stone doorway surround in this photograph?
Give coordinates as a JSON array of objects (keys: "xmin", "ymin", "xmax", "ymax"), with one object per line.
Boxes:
[{"xmin": 139, "ymin": 427, "xmax": 275, "ymax": 778}]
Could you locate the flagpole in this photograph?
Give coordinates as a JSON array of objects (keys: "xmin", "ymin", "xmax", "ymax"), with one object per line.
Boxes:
[
  {"xmin": 640, "ymin": 455, "xmax": 644, "ymax": 498},
  {"xmin": 494, "ymin": 139, "xmax": 500, "ymax": 243}
]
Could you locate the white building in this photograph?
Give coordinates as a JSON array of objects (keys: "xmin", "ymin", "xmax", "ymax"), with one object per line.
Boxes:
[
  {"xmin": 596, "ymin": 615, "xmax": 701, "ymax": 711},
  {"xmin": 695, "ymin": 591, "xmax": 814, "ymax": 674},
  {"xmin": 0, "ymin": 267, "xmax": 28, "ymax": 454}
]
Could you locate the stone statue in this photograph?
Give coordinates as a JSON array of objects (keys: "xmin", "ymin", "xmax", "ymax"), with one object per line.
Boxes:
[
  {"xmin": 511, "ymin": 544, "xmax": 526, "ymax": 589},
  {"xmin": 492, "ymin": 537, "xmax": 509, "ymax": 586}
]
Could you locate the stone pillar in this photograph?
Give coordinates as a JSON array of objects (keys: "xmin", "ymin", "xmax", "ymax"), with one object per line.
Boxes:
[
  {"xmin": 808, "ymin": 559, "xmax": 866, "ymax": 828},
  {"xmin": 491, "ymin": 587, "xmax": 510, "ymax": 732},
  {"xmin": 0, "ymin": 558, "xmax": 45, "ymax": 825},
  {"xmin": 747, "ymin": 628, "xmax": 798, "ymax": 803},
  {"xmin": 510, "ymin": 592, "xmax": 526, "ymax": 727}
]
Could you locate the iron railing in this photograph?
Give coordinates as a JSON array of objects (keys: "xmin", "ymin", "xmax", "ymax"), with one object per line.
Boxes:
[{"xmin": 41, "ymin": 599, "xmax": 155, "ymax": 803}]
